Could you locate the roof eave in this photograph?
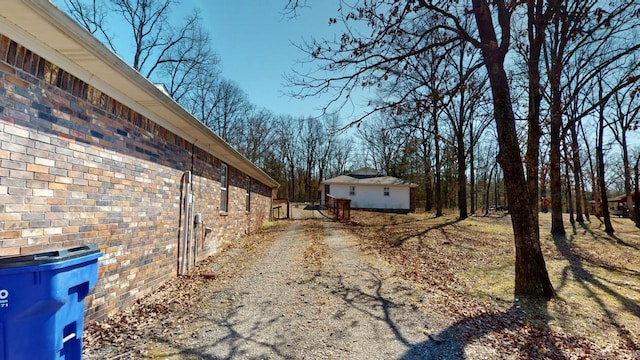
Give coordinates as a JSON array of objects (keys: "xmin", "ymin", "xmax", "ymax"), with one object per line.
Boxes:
[{"xmin": 322, "ymin": 180, "xmax": 418, "ymax": 187}]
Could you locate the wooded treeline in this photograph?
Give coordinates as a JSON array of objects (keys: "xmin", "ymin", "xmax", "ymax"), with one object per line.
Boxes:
[
  {"xmin": 61, "ymin": 1, "xmax": 639, "ymax": 230},
  {"xmin": 282, "ymin": 0, "xmax": 640, "ymax": 233},
  {"xmin": 282, "ymin": 0, "xmax": 640, "ymax": 298}
]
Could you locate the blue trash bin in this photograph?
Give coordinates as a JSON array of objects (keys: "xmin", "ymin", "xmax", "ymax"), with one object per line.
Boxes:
[{"xmin": 0, "ymin": 245, "xmax": 102, "ymax": 360}]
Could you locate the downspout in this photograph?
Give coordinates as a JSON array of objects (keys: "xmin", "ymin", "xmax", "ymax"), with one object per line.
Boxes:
[
  {"xmin": 193, "ymin": 213, "xmax": 201, "ymax": 269},
  {"xmin": 189, "ymin": 142, "xmax": 197, "ymax": 271},
  {"xmin": 180, "ymin": 170, "xmax": 191, "ymax": 275}
]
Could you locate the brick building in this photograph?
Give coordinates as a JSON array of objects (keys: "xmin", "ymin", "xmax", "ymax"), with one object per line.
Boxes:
[{"xmin": 0, "ymin": 1, "xmax": 278, "ymax": 322}]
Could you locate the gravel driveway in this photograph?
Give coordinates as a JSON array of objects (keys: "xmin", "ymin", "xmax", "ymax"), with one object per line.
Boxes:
[{"xmin": 86, "ymin": 209, "xmax": 459, "ymax": 359}]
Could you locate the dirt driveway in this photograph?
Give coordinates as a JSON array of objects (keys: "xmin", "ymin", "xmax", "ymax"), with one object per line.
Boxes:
[{"xmin": 85, "ymin": 207, "xmax": 459, "ymax": 359}]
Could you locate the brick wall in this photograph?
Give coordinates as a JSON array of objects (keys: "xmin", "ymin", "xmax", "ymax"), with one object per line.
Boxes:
[{"xmin": 0, "ymin": 35, "xmax": 274, "ymax": 322}]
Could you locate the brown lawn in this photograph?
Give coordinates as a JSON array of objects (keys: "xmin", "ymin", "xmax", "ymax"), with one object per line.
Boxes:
[{"xmin": 345, "ymin": 209, "xmax": 640, "ymax": 359}]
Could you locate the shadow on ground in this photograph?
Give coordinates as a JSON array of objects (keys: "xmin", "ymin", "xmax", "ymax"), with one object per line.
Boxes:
[
  {"xmin": 140, "ymin": 248, "xmax": 572, "ymax": 359},
  {"xmin": 107, "ymin": 217, "xmax": 639, "ymax": 359},
  {"xmin": 553, "ymin": 233, "xmax": 639, "ymax": 350}
]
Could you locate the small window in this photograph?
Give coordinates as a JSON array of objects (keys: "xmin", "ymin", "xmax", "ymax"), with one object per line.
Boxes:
[
  {"xmin": 383, "ymin": 187, "xmax": 390, "ymax": 196},
  {"xmin": 245, "ymin": 176, "xmax": 251, "ymax": 212},
  {"xmin": 220, "ymin": 163, "xmax": 228, "ymax": 212},
  {"xmin": 349, "ymin": 186, "xmax": 355, "ymax": 195}
]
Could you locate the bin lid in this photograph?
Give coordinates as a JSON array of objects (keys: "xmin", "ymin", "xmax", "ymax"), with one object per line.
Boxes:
[{"xmin": 0, "ymin": 245, "xmax": 101, "ymax": 269}]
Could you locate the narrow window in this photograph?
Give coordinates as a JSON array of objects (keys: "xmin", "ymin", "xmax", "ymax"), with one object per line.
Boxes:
[
  {"xmin": 349, "ymin": 186, "xmax": 355, "ymax": 195},
  {"xmin": 245, "ymin": 176, "xmax": 251, "ymax": 212},
  {"xmin": 383, "ymin": 187, "xmax": 390, "ymax": 196},
  {"xmin": 220, "ymin": 163, "xmax": 228, "ymax": 212}
]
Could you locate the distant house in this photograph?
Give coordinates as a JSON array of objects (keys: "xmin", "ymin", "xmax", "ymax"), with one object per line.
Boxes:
[
  {"xmin": 588, "ymin": 192, "xmax": 640, "ymax": 217},
  {"xmin": 607, "ymin": 192, "xmax": 640, "ymax": 217},
  {"xmin": 320, "ymin": 168, "xmax": 418, "ymax": 212}
]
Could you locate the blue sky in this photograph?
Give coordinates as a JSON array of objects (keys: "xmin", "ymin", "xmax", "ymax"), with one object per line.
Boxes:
[
  {"xmin": 190, "ymin": 0, "xmax": 348, "ymax": 118},
  {"xmin": 53, "ymin": 0, "xmax": 361, "ymax": 120}
]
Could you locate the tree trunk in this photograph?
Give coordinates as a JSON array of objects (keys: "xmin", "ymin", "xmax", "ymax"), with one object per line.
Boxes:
[
  {"xmin": 569, "ymin": 122, "xmax": 584, "ymax": 223},
  {"xmin": 634, "ymin": 159, "xmax": 640, "ymax": 228},
  {"xmin": 424, "ymin": 171, "xmax": 433, "ymax": 212},
  {"xmin": 304, "ymin": 168, "xmax": 311, "ymax": 201},
  {"xmin": 580, "ymin": 121, "xmax": 598, "ymax": 217},
  {"xmin": 288, "ymin": 173, "xmax": 292, "ymax": 201},
  {"xmin": 472, "ymin": 1, "xmax": 555, "ymax": 298},
  {"xmin": 434, "ymin": 110, "xmax": 443, "ymax": 217},
  {"xmin": 288, "ymin": 163, "xmax": 295, "ymax": 202},
  {"xmin": 485, "ymin": 162, "xmax": 496, "ymax": 216},
  {"xmin": 423, "ymin": 126, "xmax": 434, "ymax": 212},
  {"xmin": 581, "ymin": 169, "xmax": 590, "ymax": 222},
  {"xmin": 470, "ymin": 120, "xmax": 476, "ymax": 215},
  {"xmin": 424, "ymin": 164, "xmax": 433, "ymax": 212},
  {"xmin": 494, "ymin": 170, "xmax": 499, "ymax": 210},
  {"xmin": 564, "ymin": 144, "xmax": 575, "ymax": 228},
  {"xmin": 596, "ymin": 93, "xmax": 615, "ymax": 235},
  {"xmin": 547, "ymin": 0, "xmax": 566, "ymax": 236},
  {"xmin": 567, "ymin": 180, "xmax": 574, "ymax": 227},
  {"xmin": 621, "ymin": 132, "xmax": 633, "ymax": 219},
  {"xmin": 457, "ymin": 71, "xmax": 468, "ymax": 220},
  {"xmin": 525, "ymin": 0, "xmax": 545, "ymax": 226},
  {"xmin": 318, "ymin": 166, "xmax": 324, "ymax": 193},
  {"xmin": 597, "ymin": 145, "xmax": 614, "ymax": 234},
  {"xmin": 457, "ymin": 130, "xmax": 468, "ymax": 220},
  {"xmin": 550, "ymin": 84, "xmax": 565, "ymax": 235}
]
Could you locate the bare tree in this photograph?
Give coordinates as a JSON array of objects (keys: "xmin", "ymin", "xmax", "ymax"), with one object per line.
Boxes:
[
  {"xmin": 316, "ymin": 113, "xmax": 342, "ymax": 184},
  {"xmin": 475, "ymin": 133, "xmax": 498, "ymax": 216},
  {"xmin": 184, "ymin": 68, "xmax": 218, "ymax": 124},
  {"xmin": 275, "ymin": 115, "xmax": 300, "ymax": 201},
  {"xmin": 286, "ymin": 0, "xmax": 555, "ymax": 298},
  {"xmin": 62, "ymin": 0, "xmax": 116, "ymax": 49},
  {"xmin": 389, "ymin": 41, "xmax": 448, "ymax": 215},
  {"xmin": 299, "ymin": 117, "xmax": 322, "ymax": 201},
  {"xmin": 356, "ymin": 115, "xmax": 409, "ymax": 176},
  {"xmin": 329, "ymin": 137, "xmax": 354, "ymax": 177},
  {"xmin": 634, "ymin": 151, "xmax": 640, "ymax": 227},
  {"xmin": 158, "ymin": 24, "xmax": 218, "ymax": 103},
  {"xmin": 63, "ymin": 0, "xmax": 219, "ymax": 102},
  {"xmin": 580, "ymin": 120, "xmax": 599, "ymax": 217},
  {"xmin": 441, "ymin": 39, "xmax": 486, "ymax": 219},
  {"xmin": 471, "ymin": 0, "xmax": 557, "ymax": 297},
  {"xmin": 240, "ymin": 109, "xmax": 277, "ymax": 167},
  {"xmin": 595, "ymin": 76, "xmax": 616, "ymax": 235},
  {"xmin": 611, "ymin": 86, "xmax": 640, "ymax": 220},
  {"xmin": 568, "ymin": 120, "xmax": 585, "ymax": 223},
  {"xmin": 543, "ymin": 0, "xmax": 640, "ymax": 235},
  {"xmin": 184, "ymin": 76, "xmax": 252, "ymax": 147},
  {"xmin": 211, "ymin": 80, "xmax": 252, "ymax": 147},
  {"xmin": 563, "ymin": 64, "xmax": 590, "ymax": 224},
  {"xmin": 523, "ymin": 0, "xmax": 550, "ymax": 225},
  {"xmin": 543, "ymin": 0, "xmax": 569, "ymax": 236}
]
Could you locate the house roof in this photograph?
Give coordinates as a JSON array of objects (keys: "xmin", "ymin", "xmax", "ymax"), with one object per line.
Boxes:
[
  {"xmin": 609, "ymin": 192, "xmax": 640, "ymax": 202},
  {"xmin": 322, "ymin": 168, "xmax": 418, "ymax": 187},
  {"xmin": 350, "ymin": 167, "xmax": 380, "ymax": 176},
  {"xmin": 0, "ymin": 0, "xmax": 279, "ymax": 189}
]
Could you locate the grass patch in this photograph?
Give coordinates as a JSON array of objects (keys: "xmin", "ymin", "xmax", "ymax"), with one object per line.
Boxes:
[
  {"xmin": 345, "ymin": 210, "xmax": 640, "ymax": 358},
  {"xmin": 261, "ymin": 220, "xmax": 278, "ymax": 229}
]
